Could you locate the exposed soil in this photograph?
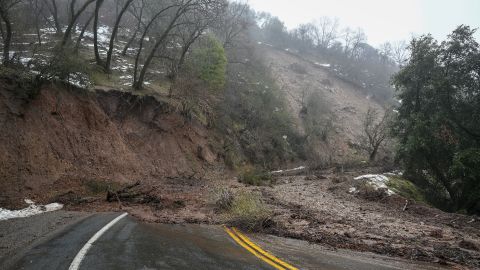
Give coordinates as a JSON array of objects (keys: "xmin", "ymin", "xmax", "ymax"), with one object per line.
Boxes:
[
  {"xmin": 0, "ymin": 78, "xmax": 218, "ymax": 209},
  {"xmin": 252, "ymin": 171, "xmax": 480, "ymax": 269}
]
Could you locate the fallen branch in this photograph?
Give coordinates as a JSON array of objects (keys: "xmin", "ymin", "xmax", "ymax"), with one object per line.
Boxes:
[
  {"xmin": 402, "ymin": 200, "xmax": 409, "ymax": 211},
  {"xmin": 106, "ymin": 181, "xmax": 161, "ymax": 204}
]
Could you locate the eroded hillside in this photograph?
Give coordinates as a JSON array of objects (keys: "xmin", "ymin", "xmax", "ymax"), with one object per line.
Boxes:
[
  {"xmin": 0, "ymin": 76, "xmax": 217, "ymax": 208},
  {"xmin": 259, "ymin": 45, "xmax": 388, "ymax": 164}
]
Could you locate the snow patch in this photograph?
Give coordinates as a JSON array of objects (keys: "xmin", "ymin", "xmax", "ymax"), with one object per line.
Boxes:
[
  {"xmin": 271, "ymin": 166, "xmax": 306, "ymax": 174},
  {"xmin": 354, "ymin": 174, "xmax": 395, "ymax": 195},
  {"xmin": 314, "ymin": 62, "xmax": 331, "ymax": 68},
  {"xmin": 0, "ymin": 199, "xmax": 63, "ymax": 221}
]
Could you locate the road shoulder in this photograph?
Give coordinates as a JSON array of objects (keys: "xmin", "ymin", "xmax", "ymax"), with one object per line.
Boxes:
[{"xmin": 0, "ymin": 210, "xmax": 92, "ymax": 269}]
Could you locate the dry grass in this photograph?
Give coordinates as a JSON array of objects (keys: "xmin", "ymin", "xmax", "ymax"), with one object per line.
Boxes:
[{"xmin": 216, "ymin": 189, "xmax": 272, "ymax": 231}]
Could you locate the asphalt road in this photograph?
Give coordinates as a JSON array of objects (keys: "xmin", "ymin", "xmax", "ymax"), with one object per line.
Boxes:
[{"xmin": 6, "ymin": 213, "xmax": 444, "ymax": 270}]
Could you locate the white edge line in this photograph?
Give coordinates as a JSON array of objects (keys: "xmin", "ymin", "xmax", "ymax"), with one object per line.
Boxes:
[{"xmin": 68, "ymin": 212, "xmax": 128, "ymax": 270}]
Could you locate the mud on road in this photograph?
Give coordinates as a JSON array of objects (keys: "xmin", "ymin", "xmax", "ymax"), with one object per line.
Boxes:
[
  {"xmin": 252, "ymin": 171, "xmax": 480, "ymax": 269},
  {"xmin": 10, "ymin": 167, "xmax": 478, "ymax": 269}
]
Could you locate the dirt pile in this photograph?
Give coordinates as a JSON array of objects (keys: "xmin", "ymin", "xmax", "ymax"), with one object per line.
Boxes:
[
  {"xmin": 248, "ymin": 171, "xmax": 480, "ymax": 269},
  {"xmin": 0, "ymin": 78, "xmax": 218, "ymax": 208}
]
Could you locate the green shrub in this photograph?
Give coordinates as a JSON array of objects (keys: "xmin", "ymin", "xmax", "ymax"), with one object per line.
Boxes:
[
  {"xmin": 303, "ymin": 91, "xmax": 333, "ymax": 142},
  {"xmin": 226, "ymin": 191, "xmax": 272, "ymax": 231},
  {"xmin": 84, "ymin": 180, "xmax": 118, "ymax": 195},
  {"xmin": 188, "ymin": 35, "xmax": 227, "ymax": 90},
  {"xmin": 239, "ymin": 167, "xmax": 272, "ymax": 186},
  {"xmin": 386, "ymin": 176, "xmax": 429, "ymax": 204},
  {"xmin": 449, "ymin": 148, "xmax": 480, "ymax": 214},
  {"xmin": 36, "ymin": 45, "xmax": 91, "ymax": 88},
  {"xmin": 218, "ymin": 51, "xmax": 306, "ymax": 168}
]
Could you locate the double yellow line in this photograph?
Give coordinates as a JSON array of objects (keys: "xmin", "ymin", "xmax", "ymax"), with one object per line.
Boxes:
[{"xmin": 224, "ymin": 227, "xmax": 298, "ymax": 270}]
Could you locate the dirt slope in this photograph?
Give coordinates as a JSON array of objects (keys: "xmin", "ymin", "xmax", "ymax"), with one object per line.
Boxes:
[
  {"xmin": 260, "ymin": 45, "xmax": 387, "ymax": 162},
  {"xmin": 0, "ymin": 78, "xmax": 217, "ymax": 208}
]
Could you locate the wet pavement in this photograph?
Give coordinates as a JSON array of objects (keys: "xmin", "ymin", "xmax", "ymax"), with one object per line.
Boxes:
[
  {"xmin": 10, "ymin": 213, "xmax": 272, "ymax": 270},
  {"xmin": 6, "ymin": 213, "xmax": 446, "ymax": 270}
]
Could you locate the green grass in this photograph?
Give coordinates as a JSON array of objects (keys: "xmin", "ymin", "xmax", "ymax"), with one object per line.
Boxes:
[
  {"xmin": 226, "ymin": 191, "xmax": 272, "ymax": 231},
  {"xmin": 84, "ymin": 180, "xmax": 120, "ymax": 195},
  {"xmin": 386, "ymin": 176, "xmax": 429, "ymax": 204},
  {"xmin": 239, "ymin": 167, "xmax": 272, "ymax": 186}
]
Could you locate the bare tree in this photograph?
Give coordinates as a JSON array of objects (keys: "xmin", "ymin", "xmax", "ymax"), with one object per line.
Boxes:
[
  {"xmin": 75, "ymin": 12, "xmax": 94, "ymax": 51},
  {"xmin": 167, "ymin": 0, "xmax": 226, "ymax": 82},
  {"xmin": 104, "ymin": 0, "xmax": 135, "ymax": 72},
  {"xmin": 61, "ymin": 0, "xmax": 96, "ymax": 46},
  {"xmin": 134, "ymin": 0, "xmax": 195, "ymax": 90},
  {"xmin": 122, "ymin": 0, "xmax": 145, "ymax": 56},
  {"xmin": 46, "ymin": 0, "xmax": 62, "ymax": 35},
  {"xmin": 0, "ymin": 18, "xmax": 4, "ymax": 42},
  {"xmin": 378, "ymin": 41, "xmax": 392, "ymax": 64},
  {"xmin": 132, "ymin": 1, "xmax": 180, "ymax": 87},
  {"xmin": 93, "ymin": 0, "xmax": 105, "ymax": 65},
  {"xmin": 294, "ymin": 23, "xmax": 315, "ymax": 49},
  {"xmin": 0, "ymin": 0, "xmax": 23, "ymax": 66},
  {"xmin": 216, "ymin": 1, "xmax": 249, "ymax": 48},
  {"xmin": 361, "ymin": 107, "xmax": 391, "ymax": 162},
  {"xmin": 28, "ymin": 0, "xmax": 44, "ymax": 45},
  {"xmin": 342, "ymin": 27, "xmax": 367, "ymax": 58},
  {"xmin": 311, "ymin": 16, "xmax": 339, "ymax": 49},
  {"xmin": 391, "ymin": 40, "xmax": 409, "ymax": 67}
]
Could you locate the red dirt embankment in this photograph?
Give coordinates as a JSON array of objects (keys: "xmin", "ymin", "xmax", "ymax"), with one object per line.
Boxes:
[{"xmin": 0, "ymin": 78, "xmax": 217, "ymax": 208}]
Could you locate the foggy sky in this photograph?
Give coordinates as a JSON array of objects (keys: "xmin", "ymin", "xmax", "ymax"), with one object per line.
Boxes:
[{"xmin": 248, "ymin": 0, "xmax": 480, "ymax": 46}]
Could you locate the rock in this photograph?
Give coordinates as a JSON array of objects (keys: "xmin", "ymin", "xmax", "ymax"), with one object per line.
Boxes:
[
  {"xmin": 459, "ymin": 239, "xmax": 479, "ymax": 251},
  {"xmin": 197, "ymin": 145, "xmax": 216, "ymax": 164},
  {"xmin": 332, "ymin": 176, "xmax": 348, "ymax": 183},
  {"xmin": 429, "ymin": 229, "xmax": 443, "ymax": 239}
]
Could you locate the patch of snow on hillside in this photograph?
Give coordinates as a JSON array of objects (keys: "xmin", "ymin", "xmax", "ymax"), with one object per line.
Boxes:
[
  {"xmin": 354, "ymin": 174, "xmax": 395, "ymax": 195},
  {"xmin": 0, "ymin": 199, "xmax": 63, "ymax": 221},
  {"xmin": 271, "ymin": 166, "xmax": 306, "ymax": 174},
  {"xmin": 314, "ymin": 62, "xmax": 331, "ymax": 68}
]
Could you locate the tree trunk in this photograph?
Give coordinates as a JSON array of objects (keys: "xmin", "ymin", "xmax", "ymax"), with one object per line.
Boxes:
[
  {"xmin": 61, "ymin": 0, "xmax": 96, "ymax": 46},
  {"xmin": 134, "ymin": 37, "xmax": 163, "ymax": 89},
  {"xmin": 50, "ymin": 0, "xmax": 62, "ymax": 36},
  {"xmin": 0, "ymin": 9, "xmax": 13, "ymax": 66},
  {"xmin": 134, "ymin": 18, "xmax": 180, "ymax": 90},
  {"xmin": 35, "ymin": 20, "xmax": 42, "ymax": 45},
  {"xmin": 122, "ymin": 28, "xmax": 138, "ymax": 56},
  {"xmin": 0, "ymin": 19, "xmax": 5, "ymax": 41},
  {"xmin": 0, "ymin": 19, "xmax": 4, "ymax": 41},
  {"xmin": 168, "ymin": 35, "xmax": 197, "ymax": 84},
  {"xmin": 121, "ymin": 3, "xmax": 144, "ymax": 56},
  {"xmin": 93, "ymin": 0, "xmax": 105, "ymax": 66},
  {"xmin": 34, "ymin": 0, "xmax": 42, "ymax": 45},
  {"xmin": 104, "ymin": 0, "xmax": 134, "ymax": 73},
  {"xmin": 132, "ymin": 4, "xmax": 178, "ymax": 86},
  {"xmin": 69, "ymin": 0, "xmax": 76, "ymax": 23},
  {"xmin": 68, "ymin": 0, "xmax": 79, "ymax": 38},
  {"xmin": 75, "ymin": 13, "xmax": 94, "ymax": 51},
  {"xmin": 369, "ymin": 146, "xmax": 378, "ymax": 162}
]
